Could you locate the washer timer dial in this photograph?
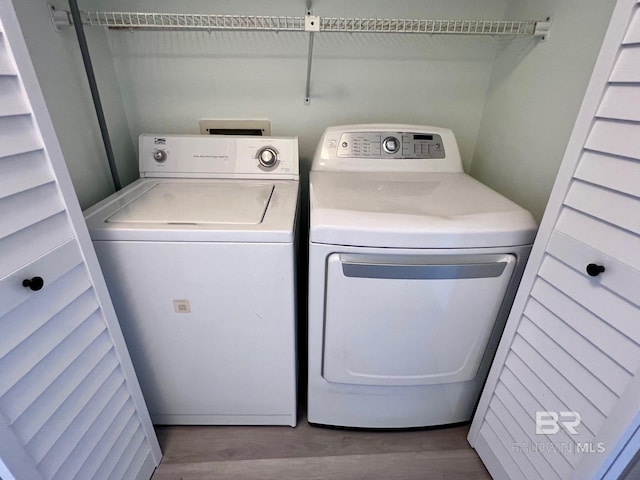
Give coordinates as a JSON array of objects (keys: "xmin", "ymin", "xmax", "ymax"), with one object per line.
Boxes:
[
  {"xmin": 153, "ymin": 149, "xmax": 167, "ymax": 162},
  {"xmin": 257, "ymin": 146, "xmax": 279, "ymax": 168}
]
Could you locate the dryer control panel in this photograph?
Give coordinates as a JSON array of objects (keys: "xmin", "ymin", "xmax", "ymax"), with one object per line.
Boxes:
[
  {"xmin": 337, "ymin": 132, "xmax": 445, "ymax": 159},
  {"xmin": 313, "ymin": 124, "xmax": 463, "ymax": 173}
]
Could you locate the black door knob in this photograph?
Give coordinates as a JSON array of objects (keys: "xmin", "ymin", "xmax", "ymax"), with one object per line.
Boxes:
[
  {"xmin": 23, "ymin": 276, "xmax": 44, "ymax": 291},
  {"xmin": 586, "ymin": 264, "xmax": 605, "ymax": 277}
]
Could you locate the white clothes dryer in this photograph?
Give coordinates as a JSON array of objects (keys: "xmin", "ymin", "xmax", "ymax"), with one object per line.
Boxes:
[
  {"xmin": 85, "ymin": 134, "xmax": 299, "ymax": 426},
  {"xmin": 307, "ymin": 124, "xmax": 537, "ymax": 428}
]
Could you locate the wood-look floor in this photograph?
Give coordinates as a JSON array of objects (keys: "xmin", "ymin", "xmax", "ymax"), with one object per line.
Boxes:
[{"xmin": 151, "ymin": 414, "xmax": 491, "ymax": 479}]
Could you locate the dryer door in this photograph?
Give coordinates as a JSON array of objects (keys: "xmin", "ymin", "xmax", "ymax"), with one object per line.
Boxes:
[{"xmin": 322, "ymin": 253, "xmax": 516, "ymax": 386}]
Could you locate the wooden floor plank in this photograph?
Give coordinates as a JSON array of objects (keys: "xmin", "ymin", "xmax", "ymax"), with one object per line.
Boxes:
[
  {"xmin": 152, "ymin": 449, "xmax": 491, "ymax": 480},
  {"xmin": 151, "ymin": 417, "xmax": 490, "ymax": 479}
]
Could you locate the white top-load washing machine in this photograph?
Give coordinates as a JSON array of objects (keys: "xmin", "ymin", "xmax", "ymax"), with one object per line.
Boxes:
[
  {"xmin": 85, "ymin": 134, "xmax": 299, "ymax": 426},
  {"xmin": 307, "ymin": 124, "xmax": 537, "ymax": 428}
]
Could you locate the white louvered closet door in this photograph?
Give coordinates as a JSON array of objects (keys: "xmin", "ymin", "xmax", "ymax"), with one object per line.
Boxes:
[
  {"xmin": 468, "ymin": 1, "xmax": 640, "ymax": 479},
  {"xmin": 0, "ymin": 2, "xmax": 161, "ymax": 479}
]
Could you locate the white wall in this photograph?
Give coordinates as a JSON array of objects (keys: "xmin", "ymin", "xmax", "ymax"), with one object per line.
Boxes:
[
  {"xmin": 470, "ymin": 0, "xmax": 616, "ymax": 222},
  {"xmin": 12, "ymin": 0, "xmax": 136, "ymax": 209},
  {"xmin": 93, "ymin": 0, "xmax": 509, "ymax": 171}
]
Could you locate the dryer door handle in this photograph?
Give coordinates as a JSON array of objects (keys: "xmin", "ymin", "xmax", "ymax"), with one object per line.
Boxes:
[{"xmin": 340, "ymin": 259, "xmax": 508, "ymax": 280}]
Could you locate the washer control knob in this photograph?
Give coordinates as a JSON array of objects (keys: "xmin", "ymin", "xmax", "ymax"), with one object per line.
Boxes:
[
  {"xmin": 257, "ymin": 147, "xmax": 278, "ymax": 168},
  {"xmin": 153, "ymin": 149, "xmax": 167, "ymax": 162},
  {"xmin": 383, "ymin": 136, "xmax": 400, "ymax": 154}
]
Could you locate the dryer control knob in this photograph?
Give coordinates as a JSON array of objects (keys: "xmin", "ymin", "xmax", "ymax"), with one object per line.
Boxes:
[
  {"xmin": 153, "ymin": 149, "xmax": 167, "ymax": 162},
  {"xmin": 257, "ymin": 147, "xmax": 278, "ymax": 168},
  {"xmin": 383, "ymin": 136, "xmax": 400, "ymax": 154}
]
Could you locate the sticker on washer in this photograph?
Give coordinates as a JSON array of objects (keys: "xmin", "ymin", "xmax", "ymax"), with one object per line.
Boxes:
[{"xmin": 173, "ymin": 299, "xmax": 191, "ymax": 313}]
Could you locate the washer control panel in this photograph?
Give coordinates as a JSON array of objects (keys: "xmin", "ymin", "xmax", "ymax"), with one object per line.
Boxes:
[
  {"xmin": 337, "ymin": 132, "xmax": 445, "ymax": 159},
  {"xmin": 140, "ymin": 134, "xmax": 299, "ymax": 179}
]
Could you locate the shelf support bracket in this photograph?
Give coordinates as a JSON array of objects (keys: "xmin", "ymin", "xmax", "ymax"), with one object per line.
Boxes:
[
  {"xmin": 304, "ymin": 2, "xmax": 319, "ymax": 105},
  {"xmin": 533, "ymin": 17, "xmax": 552, "ymax": 42},
  {"xmin": 48, "ymin": 4, "xmax": 72, "ymax": 32}
]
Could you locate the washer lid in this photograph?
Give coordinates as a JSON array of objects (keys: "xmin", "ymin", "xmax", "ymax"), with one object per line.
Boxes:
[
  {"xmin": 106, "ymin": 183, "xmax": 273, "ymax": 225},
  {"xmin": 309, "ymin": 172, "xmax": 537, "ymax": 248},
  {"xmin": 84, "ymin": 178, "xmax": 299, "ymax": 242}
]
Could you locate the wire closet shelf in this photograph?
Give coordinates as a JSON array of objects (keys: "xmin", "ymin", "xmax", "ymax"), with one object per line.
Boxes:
[
  {"xmin": 82, "ymin": 11, "xmax": 540, "ymax": 37},
  {"xmin": 59, "ymin": 8, "xmax": 550, "ymax": 104}
]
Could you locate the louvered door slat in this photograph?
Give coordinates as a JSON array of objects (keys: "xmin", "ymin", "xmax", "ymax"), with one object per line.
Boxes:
[
  {"xmin": 3, "ymin": 329, "xmax": 113, "ymax": 433},
  {"xmin": 78, "ymin": 402, "xmax": 138, "ymax": 479},
  {"xmin": 524, "ymin": 299, "xmax": 631, "ymax": 394},
  {"xmin": 0, "ymin": 115, "xmax": 42, "ymax": 158},
  {"xmin": 111, "ymin": 433, "xmax": 147, "ymax": 480},
  {"xmin": 1, "ymin": 312, "xmax": 107, "ymax": 421},
  {"xmin": 0, "ymin": 289, "xmax": 99, "ymax": 396},
  {"xmin": 29, "ymin": 362, "xmax": 124, "ymax": 465},
  {"xmin": 499, "ymin": 367, "xmax": 580, "ymax": 467},
  {"xmin": 0, "ymin": 285, "xmax": 98, "ymax": 370},
  {"xmin": 530, "ymin": 279, "xmax": 640, "ymax": 373},
  {"xmin": 36, "ymin": 363, "xmax": 124, "ymax": 477},
  {"xmin": 573, "ymin": 151, "xmax": 640, "ymax": 198},
  {"xmin": 122, "ymin": 443, "xmax": 156, "ymax": 480},
  {"xmin": 610, "ymin": 46, "xmax": 640, "ymax": 82},
  {"xmin": 494, "ymin": 381, "xmax": 569, "ymax": 479},
  {"xmin": 486, "ymin": 406, "xmax": 542, "ymax": 480},
  {"xmin": 565, "ymin": 181, "xmax": 640, "ymax": 235},
  {"xmin": 34, "ymin": 360, "xmax": 124, "ymax": 472},
  {"xmin": 511, "ymin": 335, "xmax": 604, "ymax": 434},
  {"xmin": 96, "ymin": 429, "xmax": 146, "ymax": 480},
  {"xmin": 585, "ymin": 119, "xmax": 640, "ymax": 160},
  {"xmin": 0, "ymin": 76, "xmax": 28, "ymax": 116},
  {"xmin": 0, "ymin": 35, "xmax": 15, "ymax": 75},
  {"xmin": 597, "ymin": 85, "xmax": 640, "ymax": 121},
  {"xmin": 518, "ymin": 317, "xmax": 619, "ymax": 415},
  {"xmin": 477, "ymin": 422, "xmax": 525, "ymax": 480},
  {"xmin": 0, "ymin": 3, "xmax": 160, "ymax": 478},
  {"xmin": 0, "ymin": 213, "xmax": 73, "ymax": 280},
  {"xmin": 0, "ymin": 150, "xmax": 55, "ymax": 200},
  {"xmin": 624, "ymin": 5, "xmax": 640, "ymax": 43},
  {"xmin": 52, "ymin": 384, "xmax": 131, "ymax": 480},
  {"xmin": 12, "ymin": 345, "xmax": 118, "ymax": 446},
  {"xmin": 39, "ymin": 370, "xmax": 127, "ymax": 478},
  {"xmin": 489, "ymin": 398, "xmax": 550, "ymax": 480},
  {"xmin": 504, "ymin": 351, "xmax": 605, "ymax": 437},
  {"xmin": 0, "ymin": 182, "xmax": 65, "ymax": 240}
]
